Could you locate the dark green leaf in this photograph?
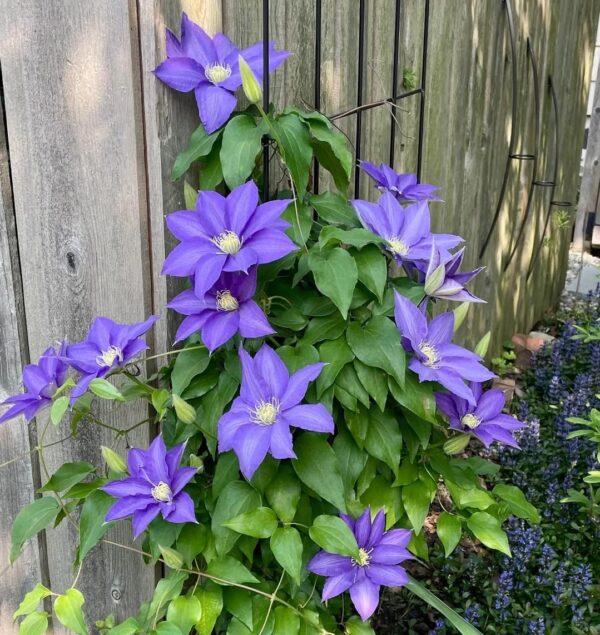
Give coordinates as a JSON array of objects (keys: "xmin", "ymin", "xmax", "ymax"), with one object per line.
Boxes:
[
  {"xmin": 265, "ymin": 465, "xmax": 301, "ymax": 523},
  {"xmin": 316, "ymin": 337, "xmax": 354, "ymax": 397},
  {"xmin": 318, "ymin": 227, "xmax": 381, "ymax": 250},
  {"xmin": 273, "ymin": 114, "xmax": 312, "ymax": 195},
  {"xmin": 270, "ymin": 527, "xmax": 303, "ymax": 584},
  {"xmin": 172, "ymin": 126, "xmax": 220, "ymax": 181},
  {"xmin": 308, "ymin": 248, "xmax": 357, "ymax": 319},
  {"xmin": 282, "ymin": 202, "xmax": 313, "ymax": 247},
  {"xmin": 354, "ymin": 360, "xmax": 387, "ymax": 411},
  {"xmin": 77, "ymin": 490, "xmax": 115, "ymax": 562},
  {"xmin": 39, "ymin": 462, "xmax": 95, "ymax": 493},
  {"xmin": 11, "ymin": 497, "xmax": 60, "ymax": 563},
  {"xmin": 402, "ymin": 479, "xmax": 435, "ymax": 534},
  {"xmin": 274, "ymin": 606, "xmax": 300, "ymax": 635},
  {"xmin": 277, "ymin": 344, "xmax": 320, "ymax": 373},
  {"xmin": 364, "ymin": 409, "xmax": 402, "ymax": 474},
  {"xmin": 309, "ymin": 192, "xmax": 360, "ymax": 227},
  {"xmin": 220, "ymin": 115, "xmax": 264, "ymax": 188},
  {"xmin": 336, "ymin": 365, "xmax": 370, "ymax": 408},
  {"xmin": 212, "ymin": 481, "xmax": 261, "ymax": 556},
  {"xmin": 389, "ymin": 372, "xmax": 436, "ymax": 423},
  {"xmin": 353, "ymin": 245, "xmax": 387, "ymax": 303},
  {"xmin": 333, "ymin": 431, "xmax": 367, "ymax": 492},
  {"xmin": 171, "ymin": 347, "xmax": 210, "ymax": 395},
  {"xmin": 492, "ymin": 484, "xmax": 540, "ymax": 524},
  {"xmin": 303, "ymin": 313, "xmax": 346, "ymax": 346},
  {"xmin": 309, "ymin": 121, "xmax": 352, "ymax": 193}
]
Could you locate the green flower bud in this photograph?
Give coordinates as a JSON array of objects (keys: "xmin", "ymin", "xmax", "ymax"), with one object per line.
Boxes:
[
  {"xmin": 453, "ymin": 302, "xmax": 470, "ymax": 333},
  {"xmin": 100, "ymin": 446, "xmax": 127, "ymax": 474},
  {"xmin": 443, "ymin": 433, "xmax": 471, "ymax": 455},
  {"xmin": 424, "ymin": 263, "xmax": 445, "ymax": 296},
  {"xmin": 158, "ymin": 544, "xmax": 184, "ymax": 570},
  {"xmin": 238, "ymin": 55, "xmax": 262, "ymax": 104},
  {"xmin": 189, "ymin": 454, "xmax": 205, "ymax": 474},
  {"xmin": 474, "ymin": 331, "xmax": 491, "ymax": 358},
  {"xmin": 172, "ymin": 394, "xmax": 196, "ymax": 424}
]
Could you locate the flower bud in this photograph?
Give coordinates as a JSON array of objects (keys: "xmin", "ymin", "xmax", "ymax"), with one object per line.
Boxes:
[
  {"xmin": 424, "ymin": 263, "xmax": 445, "ymax": 296},
  {"xmin": 172, "ymin": 394, "xmax": 196, "ymax": 424},
  {"xmin": 474, "ymin": 331, "xmax": 491, "ymax": 358},
  {"xmin": 158, "ymin": 544, "xmax": 184, "ymax": 570},
  {"xmin": 238, "ymin": 54, "xmax": 262, "ymax": 104},
  {"xmin": 189, "ymin": 454, "xmax": 205, "ymax": 474},
  {"xmin": 453, "ymin": 302, "xmax": 470, "ymax": 333},
  {"xmin": 443, "ymin": 433, "xmax": 471, "ymax": 455},
  {"xmin": 101, "ymin": 446, "xmax": 127, "ymax": 474}
]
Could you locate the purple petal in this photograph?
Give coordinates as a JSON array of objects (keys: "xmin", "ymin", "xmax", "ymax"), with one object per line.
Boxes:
[
  {"xmin": 474, "ymin": 389, "xmax": 506, "ymax": 421},
  {"xmin": 22, "ymin": 365, "xmax": 50, "ymax": 395},
  {"xmin": 280, "ymin": 363, "xmax": 325, "ymax": 409},
  {"xmin": 432, "ymin": 369, "xmax": 475, "ymax": 405},
  {"xmin": 352, "ymin": 199, "xmax": 391, "ymax": 237},
  {"xmin": 341, "ymin": 514, "xmax": 356, "ymax": 532},
  {"xmin": 162, "ymin": 239, "xmax": 209, "ymax": 277},
  {"xmin": 217, "ymin": 404, "xmax": 253, "ymax": 452},
  {"xmin": 232, "ymin": 424, "xmax": 272, "ymax": 480},
  {"xmin": 359, "ymin": 160, "xmax": 385, "ymax": 184},
  {"xmin": 146, "ymin": 435, "xmax": 169, "ymax": 483},
  {"xmin": 195, "ymin": 84, "xmax": 237, "ymax": 134},
  {"xmin": 175, "ymin": 315, "xmax": 210, "ymax": 343},
  {"xmin": 154, "ymin": 57, "xmax": 204, "ymax": 92},
  {"xmin": 194, "ymin": 254, "xmax": 227, "ymax": 297},
  {"xmin": 307, "ymin": 551, "xmax": 352, "ymax": 577},
  {"xmin": 106, "ymin": 496, "xmax": 154, "ymax": 521},
  {"xmin": 168, "ymin": 289, "xmax": 209, "ymax": 316},
  {"xmin": 378, "ymin": 191, "xmax": 405, "ymax": 236},
  {"xmin": 322, "ymin": 571, "xmax": 355, "ymax": 602},
  {"xmin": 225, "ymin": 181, "xmax": 259, "ymax": 235},
  {"xmin": 70, "ymin": 374, "xmax": 96, "ymax": 402},
  {"xmin": 238, "ymin": 301, "xmax": 274, "ymax": 339},
  {"xmin": 247, "ymin": 228, "xmax": 297, "ymax": 264},
  {"xmin": 165, "ymin": 29, "xmax": 183, "ymax": 58},
  {"xmin": 0, "ymin": 400, "xmax": 34, "ymax": 424},
  {"xmin": 370, "ymin": 544, "xmax": 412, "ymax": 565},
  {"xmin": 239, "ymin": 347, "xmax": 269, "ymax": 403},
  {"xmin": 393, "ymin": 292, "xmax": 427, "ymax": 347},
  {"xmin": 254, "ymin": 345, "xmax": 289, "ymax": 399},
  {"xmin": 489, "ymin": 413, "xmax": 525, "ymax": 430},
  {"xmin": 349, "ymin": 576, "xmax": 380, "ymax": 621},
  {"xmin": 282, "ymin": 404, "xmax": 334, "ymax": 434},
  {"xmin": 166, "ymin": 210, "xmax": 211, "ymax": 241},
  {"xmin": 354, "ymin": 508, "xmax": 372, "ymax": 547},
  {"xmin": 269, "ymin": 420, "xmax": 296, "ymax": 460},
  {"xmin": 171, "ymin": 467, "xmax": 197, "ymax": 495},
  {"xmin": 378, "ymin": 528, "xmax": 412, "ymax": 549},
  {"xmin": 222, "ymin": 247, "xmax": 260, "ymax": 274},
  {"xmin": 366, "ymin": 564, "xmax": 409, "ymax": 588},
  {"xmin": 427, "ymin": 313, "xmax": 454, "ymax": 346},
  {"xmin": 166, "ymin": 443, "xmax": 186, "ymax": 479},
  {"xmin": 243, "ymin": 199, "xmax": 292, "ymax": 236},
  {"xmin": 101, "ymin": 477, "xmax": 150, "ymax": 498},
  {"xmin": 367, "ymin": 510, "xmax": 385, "ymax": 548},
  {"xmin": 163, "ymin": 491, "xmax": 198, "ymax": 523},
  {"xmin": 132, "ymin": 504, "xmax": 161, "ymax": 538},
  {"xmin": 195, "ymin": 190, "xmax": 228, "ymax": 235},
  {"xmin": 201, "ymin": 311, "xmax": 240, "ymax": 352},
  {"xmin": 400, "ymin": 201, "xmax": 430, "ymax": 246},
  {"xmin": 479, "ymin": 424, "xmax": 520, "ymax": 448},
  {"xmin": 180, "ymin": 13, "xmax": 216, "ymax": 66},
  {"xmin": 435, "ymin": 392, "xmax": 465, "ymax": 420}
]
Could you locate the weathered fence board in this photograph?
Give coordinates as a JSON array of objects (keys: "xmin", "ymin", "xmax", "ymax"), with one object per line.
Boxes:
[{"xmin": 0, "ymin": 0, "xmax": 597, "ymax": 628}]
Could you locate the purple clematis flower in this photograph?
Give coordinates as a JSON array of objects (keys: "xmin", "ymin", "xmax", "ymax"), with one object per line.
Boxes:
[
  {"xmin": 307, "ymin": 508, "xmax": 413, "ymax": 621},
  {"xmin": 393, "ymin": 291, "xmax": 494, "ymax": 404},
  {"xmin": 101, "ymin": 435, "xmax": 197, "ymax": 538},
  {"xmin": 167, "ymin": 268, "xmax": 274, "ymax": 351},
  {"xmin": 162, "ymin": 181, "xmax": 296, "ymax": 298},
  {"xmin": 351, "ymin": 192, "xmax": 461, "ymax": 266},
  {"xmin": 436, "ymin": 382, "xmax": 525, "ymax": 448},
  {"xmin": 64, "ymin": 315, "xmax": 158, "ymax": 401},
  {"xmin": 217, "ymin": 344, "xmax": 333, "ymax": 479},
  {"xmin": 422, "ymin": 241, "xmax": 485, "ymax": 303},
  {"xmin": 154, "ymin": 13, "xmax": 288, "ymax": 133},
  {"xmin": 359, "ymin": 161, "xmax": 441, "ymax": 203},
  {"xmin": 0, "ymin": 344, "xmax": 69, "ymax": 424}
]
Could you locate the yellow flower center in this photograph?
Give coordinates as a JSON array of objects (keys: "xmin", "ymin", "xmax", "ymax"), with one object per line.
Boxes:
[
  {"xmin": 352, "ymin": 548, "xmax": 371, "ymax": 568},
  {"xmin": 251, "ymin": 399, "xmax": 280, "ymax": 426},
  {"xmin": 216, "ymin": 290, "xmax": 239, "ymax": 312},
  {"xmin": 461, "ymin": 413, "xmax": 481, "ymax": 429},
  {"xmin": 387, "ymin": 237, "xmax": 409, "ymax": 256},
  {"xmin": 151, "ymin": 481, "xmax": 172, "ymax": 502},
  {"xmin": 212, "ymin": 230, "xmax": 242, "ymax": 255},
  {"xmin": 204, "ymin": 63, "xmax": 232, "ymax": 84},
  {"xmin": 419, "ymin": 342, "xmax": 440, "ymax": 368},
  {"xmin": 96, "ymin": 345, "xmax": 123, "ymax": 368}
]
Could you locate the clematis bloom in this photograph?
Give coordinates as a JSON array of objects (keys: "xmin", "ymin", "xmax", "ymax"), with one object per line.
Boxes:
[
  {"xmin": 436, "ymin": 382, "xmax": 525, "ymax": 448},
  {"xmin": 359, "ymin": 161, "xmax": 441, "ymax": 203},
  {"xmin": 307, "ymin": 508, "xmax": 413, "ymax": 621},
  {"xmin": 162, "ymin": 181, "xmax": 296, "ymax": 297},
  {"xmin": 393, "ymin": 292, "xmax": 494, "ymax": 404},
  {"xmin": 0, "ymin": 344, "xmax": 69, "ymax": 424},
  {"xmin": 167, "ymin": 268, "xmax": 274, "ymax": 351},
  {"xmin": 351, "ymin": 192, "xmax": 461, "ymax": 266},
  {"xmin": 154, "ymin": 13, "xmax": 288, "ymax": 133},
  {"xmin": 217, "ymin": 344, "xmax": 333, "ymax": 479},
  {"xmin": 101, "ymin": 435, "xmax": 197, "ymax": 538},
  {"xmin": 64, "ymin": 315, "xmax": 158, "ymax": 401}
]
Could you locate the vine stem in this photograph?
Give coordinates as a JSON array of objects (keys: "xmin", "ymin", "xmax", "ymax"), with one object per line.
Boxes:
[
  {"xmin": 258, "ymin": 570, "xmax": 285, "ymax": 635},
  {"xmin": 142, "ymin": 345, "xmax": 205, "ymax": 363}
]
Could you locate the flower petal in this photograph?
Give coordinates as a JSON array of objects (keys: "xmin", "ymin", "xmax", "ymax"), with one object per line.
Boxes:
[
  {"xmin": 201, "ymin": 310, "xmax": 240, "ymax": 352},
  {"xmin": 232, "ymin": 424, "xmax": 272, "ymax": 480},
  {"xmin": 217, "ymin": 403, "xmax": 253, "ymax": 452},
  {"xmin": 164, "ymin": 491, "xmax": 198, "ymax": 523},
  {"xmin": 269, "ymin": 420, "xmax": 296, "ymax": 460},
  {"xmin": 153, "ymin": 57, "xmax": 204, "ymax": 92},
  {"xmin": 349, "ymin": 576, "xmax": 380, "ymax": 621},
  {"xmin": 225, "ymin": 181, "xmax": 259, "ymax": 235},
  {"xmin": 162, "ymin": 239, "xmax": 209, "ymax": 277},
  {"xmin": 307, "ymin": 551, "xmax": 352, "ymax": 576},
  {"xmin": 194, "ymin": 254, "xmax": 227, "ymax": 297},
  {"xmin": 254, "ymin": 344, "xmax": 289, "ymax": 398},
  {"xmin": 393, "ymin": 291, "xmax": 427, "ymax": 347},
  {"xmin": 195, "ymin": 84, "xmax": 237, "ymax": 134},
  {"xmin": 280, "ymin": 363, "xmax": 325, "ymax": 409},
  {"xmin": 322, "ymin": 571, "xmax": 355, "ymax": 602},
  {"xmin": 354, "ymin": 508, "xmax": 372, "ymax": 547},
  {"xmin": 282, "ymin": 404, "xmax": 334, "ymax": 434},
  {"xmin": 132, "ymin": 504, "xmax": 161, "ymax": 538},
  {"xmin": 101, "ymin": 477, "xmax": 150, "ymax": 498},
  {"xmin": 366, "ymin": 564, "xmax": 409, "ymax": 588},
  {"xmin": 246, "ymin": 228, "xmax": 297, "ymax": 264},
  {"xmin": 474, "ymin": 389, "xmax": 506, "ymax": 421},
  {"xmin": 106, "ymin": 496, "xmax": 154, "ymax": 521},
  {"xmin": 174, "ymin": 315, "xmax": 210, "ymax": 343},
  {"xmin": 238, "ymin": 301, "xmax": 274, "ymax": 339},
  {"xmin": 239, "ymin": 348, "xmax": 269, "ymax": 403}
]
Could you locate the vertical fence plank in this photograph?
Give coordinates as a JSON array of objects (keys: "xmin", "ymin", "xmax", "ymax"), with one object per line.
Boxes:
[{"xmin": 0, "ymin": 1, "xmax": 155, "ymax": 628}]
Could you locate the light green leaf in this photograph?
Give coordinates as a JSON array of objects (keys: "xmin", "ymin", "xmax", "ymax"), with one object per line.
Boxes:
[
  {"xmin": 436, "ymin": 512, "xmax": 462, "ymax": 556},
  {"xmin": 11, "ymin": 497, "xmax": 60, "ymax": 563},
  {"xmin": 318, "ymin": 227, "xmax": 381, "ymax": 250},
  {"xmin": 172, "ymin": 125, "xmax": 220, "ymax": 181},
  {"xmin": 309, "ymin": 515, "xmax": 359, "ymax": 558},
  {"xmin": 53, "ymin": 588, "xmax": 88, "ymax": 635},
  {"xmin": 309, "ymin": 192, "xmax": 360, "ymax": 227},
  {"xmin": 139, "ymin": 572, "xmax": 188, "ymax": 630},
  {"xmin": 402, "ymin": 479, "xmax": 435, "ymax": 534},
  {"xmin": 13, "ymin": 584, "xmax": 52, "ymax": 619},
  {"xmin": 166, "ymin": 596, "xmax": 202, "ymax": 635},
  {"xmin": 466, "ymin": 511, "xmax": 511, "ymax": 556},
  {"xmin": 309, "ymin": 120, "xmax": 352, "ymax": 193},
  {"xmin": 194, "ymin": 583, "xmax": 223, "ymax": 635},
  {"xmin": 220, "ymin": 115, "xmax": 264, "ymax": 188},
  {"xmin": 106, "ymin": 618, "xmax": 140, "ymax": 635},
  {"xmin": 446, "ymin": 482, "xmax": 495, "ymax": 511},
  {"xmin": 282, "ymin": 202, "xmax": 313, "ymax": 247},
  {"xmin": 223, "ymin": 507, "xmax": 278, "ymax": 539},
  {"xmin": 172, "ymin": 394, "xmax": 197, "ymax": 425},
  {"xmin": 265, "ymin": 466, "xmax": 301, "ymax": 523},
  {"xmin": 183, "ymin": 181, "xmax": 197, "ymax": 210},
  {"xmin": 493, "ymin": 484, "xmax": 540, "ymax": 523},
  {"xmin": 171, "ymin": 347, "xmax": 210, "ymax": 395},
  {"xmin": 453, "ymin": 302, "xmax": 470, "ymax": 332},
  {"xmin": 159, "ymin": 545, "xmax": 185, "ymax": 570},
  {"xmin": 474, "ymin": 331, "xmax": 491, "ymax": 358},
  {"xmin": 50, "ymin": 395, "xmax": 70, "ymax": 426},
  {"xmin": 206, "ymin": 556, "xmax": 259, "ymax": 585},
  {"xmin": 18, "ymin": 611, "xmax": 48, "ymax": 635},
  {"xmin": 212, "ymin": 481, "xmax": 261, "ymax": 556},
  {"xmin": 274, "ymin": 606, "xmax": 300, "ymax": 635},
  {"xmin": 345, "ymin": 615, "xmax": 376, "ymax": 634},
  {"xmin": 89, "ymin": 379, "xmax": 124, "ymax": 401},
  {"xmin": 270, "ymin": 527, "xmax": 303, "ymax": 584},
  {"xmin": 273, "ymin": 114, "xmax": 313, "ymax": 195},
  {"xmin": 308, "ymin": 248, "xmax": 358, "ymax": 319},
  {"xmin": 353, "ymin": 245, "xmax": 387, "ymax": 303},
  {"xmin": 77, "ymin": 490, "xmax": 115, "ymax": 562},
  {"xmin": 39, "ymin": 462, "xmax": 95, "ymax": 493}
]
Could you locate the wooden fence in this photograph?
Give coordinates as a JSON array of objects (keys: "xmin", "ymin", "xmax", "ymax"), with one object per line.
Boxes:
[{"xmin": 0, "ymin": 0, "xmax": 597, "ymax": 630}]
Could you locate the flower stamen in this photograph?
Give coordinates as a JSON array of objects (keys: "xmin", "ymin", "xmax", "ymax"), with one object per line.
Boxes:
[
  {"xmin": 250, "ymin": 398, "xmax": 280, "ymax": 426},
  {"xmin": 216, "ymin": 290, "xmax": 239, "ymax": 312},
  {"xmin": 352, "ymin": 548, "xmax": 372, "ymax": 568},
  {"xmin": 419, "ymin": 341, "xmax": 440, "ymax": 368},
  {"xmin": 151, "ymin": 481, "xmax": 172, "ymax": 503},
  {"xmin": 212, "ymin": 230, "xmax": 242, "ymax": 255},
  {"xmin": 461, "ymin": 413, "xmax": 481, "ymax": 429},
  {"xmin": 204, "ymin": 63, "xmax": 232, "ymax": 85},
  {"xmin": 96, "ymin": 345, "xmax": 124, "ymax": 368},
  {"xmin": 387, "ymin": 236, "xmax": 409, "ymax": 256}
]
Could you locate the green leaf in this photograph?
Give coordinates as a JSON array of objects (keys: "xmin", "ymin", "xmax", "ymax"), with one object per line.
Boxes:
[
  {"xmin": 172, "ymin": 125, "xmax": 220, "ymax": 181},
  {"xmin": 277, "ymin": 343, "xmax": 320, "ymax": 373},
  {"xmin": 309, "ymin": 120, "xmax": 352, "ymax": 193},
  {"xmin": 493, "ymin": 484, "xmax": 540, "ymax": 524},
  {"xmin": 402, "ymin": 479, "xmax": 435, "ymax": 534},
  {"xmin": 77, "ymin": 490, "xmax": 115, "ymax": 562},
  {"xmin": 199, "ymin": 142, "xmax": 224, "ymax": 190},
  {"xmin": 18, "ymin": 611, "xmax": 48, "ymax": 635},
  {"xmin": 303, "ymin": 313, "xmax": 347, "ymax": 347},
  {"xmin": 388, "ymin": 372, "xmax": 436, "ymax": 422},
  {"xmin": 273, "ymin": 114, "xmax": 313, "ymax": 195},
  {"xmin": 274, "ymin": 606, "xmax": 300, "ymax": 635},
  {"xmin": 446, "ymin": 482, "xmax": 495, "ymax": 511},
  {"xmin": 13, "ymin": 584, "xmax": 52, "ymax": 619},
  {"xmin": 346, "ymin": 317, "xmax": 405, "ymax": 387},
  {"xmin": 337, "ymin": 365, "xmax": 370, "ymax": 408},
  {"xmin": 220, "ymin": 115, "xmax": 264, "ymax": 188},
  {"xmin": 224, "ymin": 587, "xmax": 253, "ymax": 629},
  {"xmin": 176, "ymin": 524, "xmax": 208, "ymax": 567},
  {"xmin": 437, "ymin": 512, "xmax": 462, "ymax": 556},
  {"xmin": 166, "ymin": 596, "xmax": 202, "ymax": 635},
  {"xmin": 406, "ymin": 577, "xmax": 483, "ymax": 635},
  {"xmin": 333, "ymin": 431, "xmax": 367, "ymax": 492},
  {"xmin": 354, "ymin": 360, "xmax": 387, "ymax": 411},
  {"xmin": 364, "ymin": 409, "xmax": 402, "ymax": 474},
  {"xmin": 89, "ymin": 378, "xmax": 124, "ymax": 401},
  {"xmin": 309, "ymin": 192, "xmax": 360, "ymax": 227},
  {"xmin": 223, "ymin": 507, "xmax": 278, "ymax": 539},
  {"xmin": 265, "ymin": 465, "xmax": 301, "ymax": 523},
  {"xmin": 282, "ymin": 201, "xmax": 313, "ymax": 247},
  {"xmin": 466, "ymin": 511, "xmax": 511, "ymax": 556},
  {"xmin": 212, "ymin": 481, "xmax": 261, "ymax": 556},
  {"xmin": 39, "ymin": 462, "xmax": 95, "ymax": 493},
  {"xmin": 309, "ymin": 515, "xmax": 359, "ymax": 558},
  {"xmin": 292, "ymin": 434, "xmax": 347, "ymax": 512},
  {"xmin": 316, "ymin": 336, "xmax": 355, "ymax": 397},
  {"xmin": 199, "ymin": 372, "xmax": 239, "ymax": 455},
  {"xmin": 155, "ymin": 624, "xmax": 183, "ymax": 635},
  {"xmin": 159, "ymin": 544, "xmax": 185, "ymax": 570},
  {"xmin": 345, "ymin": 616, "xmax": 376, "ymax": 635},
  {"xmin": 206, "ymin": 556, "xmax": 259, "ymax": 585},
  {"xmin": 53, "ymin": 588, "xmax": 88, "ymax": 635},
  {"xmin": 270, "ymin": 527, "xmax": 303, "ymax": 584},
  {"xmin": 106, "ymin": 618, "xmax": 140, "ymax": 635},
  {"xmin": 318, "ymin": 227, "xmax": 381, "ymax": 250},
  {"xmin": 50, "ymin": 395, "xmax": 70, "ymax": 426},
  {"xmin": 171, "ymin": 347, "xmax": 210, "ymax": 395},
  {"xmin": 11, "ymin": 497, "xmax": 60, "ymax": 563},
  {"xmin": 453, "ymin": 302, "xmax": 470, "ymax": 332},
  {"xmin": 308, "ymin": 248, "xmax": 357, "ymax": 319},
  {"xmin": 353, "ymin": 245, "xmax": 387, "ymax": 303},
  {"xmin": 194, "ymin": 583, "xmax": 223, "ymax": 635}
]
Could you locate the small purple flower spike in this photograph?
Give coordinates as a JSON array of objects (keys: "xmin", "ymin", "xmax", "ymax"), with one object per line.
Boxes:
[
  {"xmin": 101, "ymin": 435, "xmax": 197, "ymax": 538},
  {"xmin": 307, "ymin": 508, "xmax": 413, "ymax": 621}
]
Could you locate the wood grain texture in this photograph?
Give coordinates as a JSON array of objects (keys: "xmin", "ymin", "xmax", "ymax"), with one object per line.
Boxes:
[{"xmin": 0, "ymin": 0, "xmax": 155, "ymax": 627}]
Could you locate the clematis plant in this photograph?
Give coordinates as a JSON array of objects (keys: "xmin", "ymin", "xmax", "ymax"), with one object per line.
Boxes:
[{"xmin": 4, "ymin": 13, "xmax": 537, "ymax": 635}]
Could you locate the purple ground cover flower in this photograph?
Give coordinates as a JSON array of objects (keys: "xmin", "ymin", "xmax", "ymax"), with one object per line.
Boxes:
[
  {"xmin": 0, "ymin": 344, "xmax": 69, "ymax": 424},
  {"xmin": 359, "ymin": 161, "xmax": 441, "ymax": 203},
  {"xmin": 154, "ymin": 13, "xmax": 288, "ymax": 133},
  {"xmin": 436, "ymin": 382, "xmax": 525, "ymax": 447},
  {"xmin": 351, "ymin": 192, "xmax": 461, "ymax": 265},
  {"xmin": 394, "ymin": 292, "xmax": 494, "ymax": 404},
  {"xmin": 162, "ymin": 181, "xmax": 296, "ymax": 297},
  {"xmin": 307, "ymin": 508, "xmax": 413, "ymax": 621},
  {"xmin": 64, "ymin": 316, "xmax": 158, "ymax": 400},
  {"xmin": 217, "ymin": 344, "xmax": 333, "ymax": 479},
  {"xmin": 101, "ymin": 435, "xmax": 197, "ymax": 538},
  {"xmin": 167, "ymin": 268, "xmax": 273, "ymax": 351},
  {"xmin": 423, "ymin": 242, "xmax": 484, "ymax": 303}
]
